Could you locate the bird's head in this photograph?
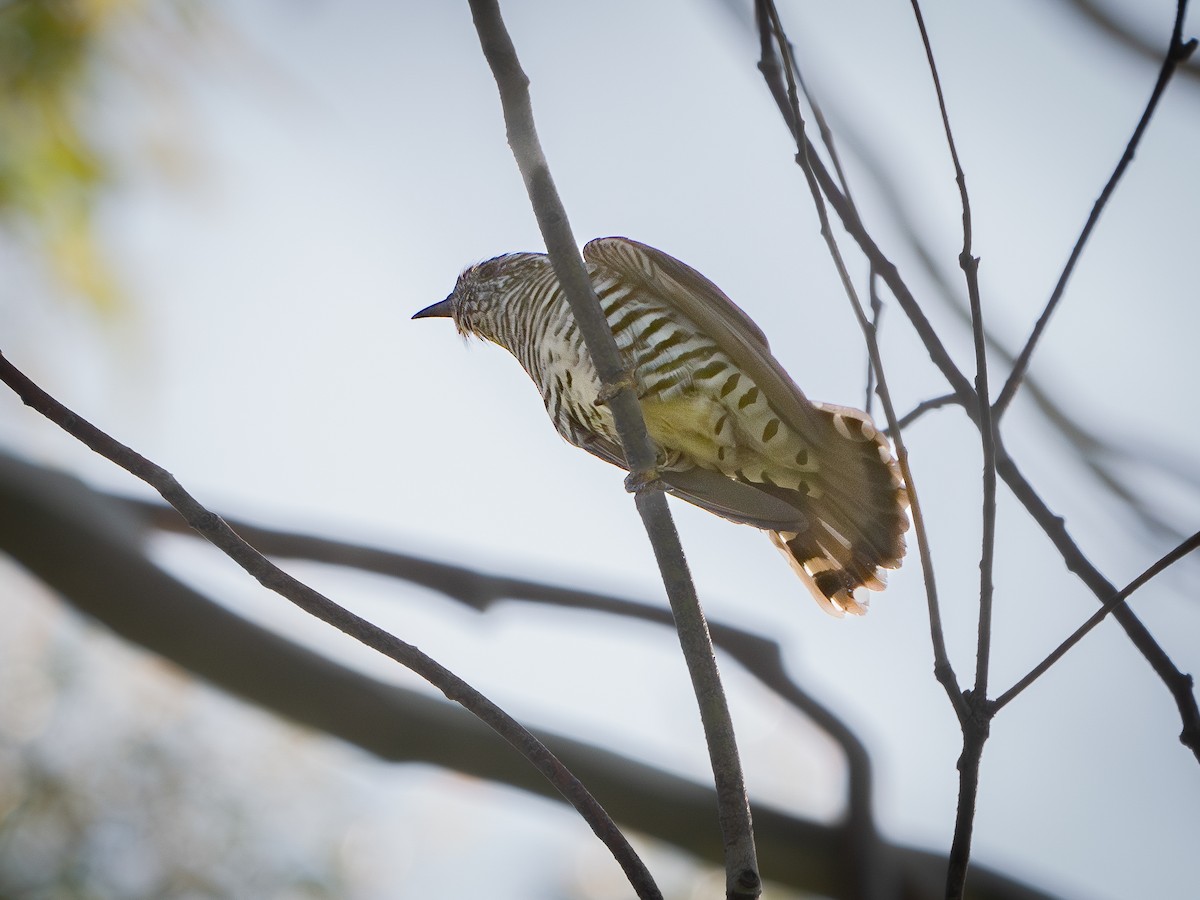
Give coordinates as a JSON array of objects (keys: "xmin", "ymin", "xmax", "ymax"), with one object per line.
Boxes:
[{"xmin": 413, "ymin": 252, "xmax": 545, "ymax": 344}]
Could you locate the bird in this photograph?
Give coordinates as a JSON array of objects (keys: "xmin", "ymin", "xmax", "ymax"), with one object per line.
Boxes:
[{"xmin": 414, "ymin": 236, "xmax": 908, "ymax": 616}]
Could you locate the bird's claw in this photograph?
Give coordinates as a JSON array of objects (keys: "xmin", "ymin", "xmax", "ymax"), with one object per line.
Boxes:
[
  {"xmin": 594, "ymin": 371, "xmax": 638, "ymax": 406},
  {"xmin": 624, "ymin": 468, "xmax": 664, "ymax": 494}
]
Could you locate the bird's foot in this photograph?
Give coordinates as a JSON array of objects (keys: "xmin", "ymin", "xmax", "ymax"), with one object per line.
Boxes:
[
  {"xmin": 623, "ymin": 467, "xmax": 663, "ymax": 494},
  {"xmin": 594, "ymin": 371, "xmax": 638, "ymax": 406}
]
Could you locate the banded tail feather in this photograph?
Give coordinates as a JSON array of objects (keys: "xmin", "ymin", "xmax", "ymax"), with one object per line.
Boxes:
[
  {"xmin": 414, "ymin": 237, "xmax": 909, "ymax": 616},
  {"xmin": 766, "ymin": 403, "xmax": 907, "ymax": 615}
]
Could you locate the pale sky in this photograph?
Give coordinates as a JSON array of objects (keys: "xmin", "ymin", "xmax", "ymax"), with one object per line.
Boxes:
[{"xmin": 2, "ymin": 1, "xmax": 1198, "ymax": 898}]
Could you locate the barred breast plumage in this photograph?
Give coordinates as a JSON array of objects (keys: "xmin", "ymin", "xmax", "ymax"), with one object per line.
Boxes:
[{"xmin": 414, "ymin": 236, "xmax": 908, "ymax": 616}]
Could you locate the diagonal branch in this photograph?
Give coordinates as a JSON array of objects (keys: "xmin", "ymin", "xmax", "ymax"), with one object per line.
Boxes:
[
  {"xmin": 0, "ymin": 449, "xmax": 1060, "ymax": 900},
  {"xmin": 829, "ymin": 99, "xmax": 1199, "ymax": 547},
  {"xmin": 0, "ymin": 352, "xmax": 662, "ymax": 900},
  {"xmin": 993, "ymin": 0, "xmax": 1197, "ymax": 416},
  {"xmin": 885, "ymin": 393, "xmax": 961, "ymax": 434},
  {"xmin": 114, "ymin": 491, "xmax": 880, "ymax": 874},
  {"xmin": 0, "ymin": 451, "xmax": 1060, "ymax": 900},
  {"xmin": 995, "ymin": 439, "xmax": 1200, "ymax": 761},
  {"xmin": 752, "ymin": 5, "xmax": 975, "ymax": 409},
  {"xmin": 465, "ymin": 2, "xmax": 759, "ymax": 896},
  {"xmin": 994, "ymin": 529, "xmax": 1200, "ymax": 713},
  {"xmin": 1059, "ymin": 0, "xmax": 1200, "ymax": 84}
]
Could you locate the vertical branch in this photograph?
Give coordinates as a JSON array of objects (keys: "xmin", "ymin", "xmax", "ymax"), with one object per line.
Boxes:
[
  {"xmin": 993, "ymin": 0, "xmax": 1197, "ymax": 416},
  {"xmin": 863, "ymin": 271, "xmax": 882, "ymax": 418},
  {"xmin": 909, "ymin": 4, "xmax": 998, "ymax": 896},
  {"xmin": 465, "ymin": 3, "xmax": 760, "ymax": 896},
  {"xmin": 907, "ymin": 0, "xmax": 997, "ymax": 703}
]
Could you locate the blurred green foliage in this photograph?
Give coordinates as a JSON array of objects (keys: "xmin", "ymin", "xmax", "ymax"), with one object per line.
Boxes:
[{"xmin": 0, "ymin": 0, "xmax": 126, "ymax": 311}]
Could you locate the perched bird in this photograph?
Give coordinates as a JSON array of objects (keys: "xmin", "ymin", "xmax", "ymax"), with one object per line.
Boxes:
[{"xmin": 414, "ymin": 237, "xmax": 908, "ymax": 616}]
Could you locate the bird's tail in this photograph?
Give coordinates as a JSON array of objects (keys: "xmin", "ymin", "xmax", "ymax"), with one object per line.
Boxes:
[{"xmin": 770, "ymin": 403, "xmax": 909, "ymax": 617}]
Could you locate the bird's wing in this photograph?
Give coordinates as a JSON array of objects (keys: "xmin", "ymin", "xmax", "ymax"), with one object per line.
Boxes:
[
  {"xmin": 584, "ymin": 236, "xmax": 773, "ymax": 350},
  {"xmin": 582, "ymin": 236, "xmax": 831, "ymax": 451},
  {"xmin": 583, "ymin": 237, "xmax": 907, "ymax": 615},
  {"xmin": 582, "ymin": 235, "xmax": 900, "ymax": 521},
  {"xmin": 572, "ymin": 237, "xmax": 814, "ymax": 531}
]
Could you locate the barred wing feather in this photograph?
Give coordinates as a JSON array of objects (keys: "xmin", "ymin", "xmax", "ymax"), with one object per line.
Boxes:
[{"xmin": 583, "ymin": 236, "xmax": 908, "ymax": 616}]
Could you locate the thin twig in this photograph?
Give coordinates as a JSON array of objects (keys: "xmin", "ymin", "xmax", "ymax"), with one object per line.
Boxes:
[
  {"xmin": 0, "ymin": 351, "xmax": 662, "ymax": 900},
  {"xmin": 994, "ymin": 529, "xmax": 1200, "ymax": 713},
  {"xmin": 755, "ymin": 9, "xmax": 946, "ymax": 896},
  {"xmin": 1059, "ymin": 0, "xmax": 1200, "ymax": 84},
  {"xmin": 784, "ymin": 27, "xmax": 884, "ymax": 424},
  {"xmin": 755, "ymin": 36, "xmax": 975, "ymax": 409},
  {"xmin": 833, "ymin": 104, "xmax": 1199, "ymax": 547},
  {"xmin": 885, "ymin": 393, "xmax": 961, "ymax": 435},
  {"xmin": 864, "ymin": 270, "xmax": 882, "ymax": 417},
  {"xmin": 466, "ymin": 2, "xmax": 759, "ymax": 895},
  {"xmin": 993, "ymin": 0, "xmax": 1197, "ymax": 416},
  {"xmin": 802, "ymin": 83, "xmax": 885, "ymax": 427},
  {"xmin": 906, "ymin": 0, "xmax": 996, "ymax": 701},
  {"xmin": 995, "ymin": 439, "xmax": 1200, "ymax": 761},
  {"xmin": 908, "ymin": 3, "xmax": 998, "ymax": 895},
  {"xmin": 757, "ymin": 0, "xmax": 965, "ymax": 726},
  {"xmin": 754, "ymin": 0, "xmax": 1200, "ymax": 765},
  {"xmin": 790, "ymin": 34, "xmax": 858, "ymax": 207}
]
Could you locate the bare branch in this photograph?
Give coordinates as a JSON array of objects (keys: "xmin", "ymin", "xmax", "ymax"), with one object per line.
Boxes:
[
  {"xmin": 906, "ymin": 0, "xmax": 996, "ymax": 698},
  {"xmin": 770, "ymin": 12, "xmax": 887, "ymax": 427},
  {"xmin": 908, "ymin": 3, "xmax": 999, "ymax": 895},
  {"xmin": 1058, "ymin": 0, "xmax": 1200, "ymax": 85},
  {"xmin": 751, "ymin": 0, "xmax": 1200, "ymax": 763},
  {"xmin": 828, "ymin": 102, "xmax": 1199, "ymax": 548},
  {"xmin": 995, "ymin": 440, "xmax": 1200, "ymax": 761},
  {"xmin": 993, "ymin": 0, "xmax": 1197, "ymax": 416},
  {"xmin": 465, "ymin": 2, "xmax": 758, "ymax": 895},
  {"xmin": 885, "ymin": 393, "xmax": 962, "ymax": 435},
  {"xmin": 753, "ymin": 7, "xmax": 976, "ymax": 409},
  {"xmin": 756, "ymin": 0, "xmax": 966, "ymax": 730},
  {"xmin": 864, "ymin": 270, "xmax": 883, "ymax": 417},
  {"xmin": 0, "ymin": 352, "xmax": 661, "ymax": 900},
  {"xmin": 114, "ymin": 490, "xmax": 882, "ymax": 886},
  {"xmin": 994, "ymin": 529, "xmax": 1200, "ymax": 713}
]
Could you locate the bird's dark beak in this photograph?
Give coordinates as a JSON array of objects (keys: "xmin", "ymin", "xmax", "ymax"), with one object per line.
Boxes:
[{"xmin": 412, "ymin": 297, "xmax": 455, "ymax": 320}]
